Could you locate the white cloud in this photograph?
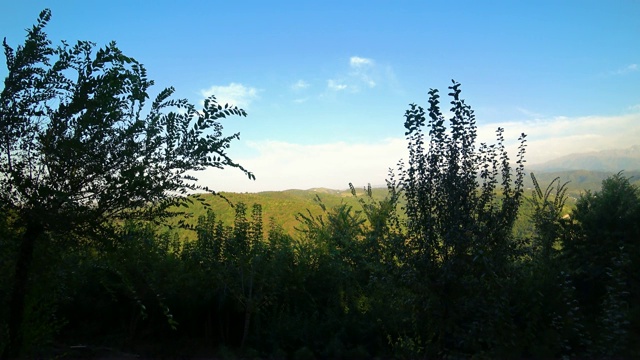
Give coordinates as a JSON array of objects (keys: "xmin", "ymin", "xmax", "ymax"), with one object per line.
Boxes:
[
  {"xmin": 477, "ymin": 113, "xmax": 640, "ymax": 165},
  {"xmin": 197, "ymin": 138, "xmax": 407, "ymax": 192},
  {"xmin": 350, "ymin": 56, "xmax": 374, "ymax": 68},
  {"xmin": 325, "ymin": 56, "xmax": 379, "ymax": 92},
  {"xmin": 196, "ymin": 112, "xmax": 640, "ymax": 193},
  {"xmin": 327, "ymin": 79, "xmax": 348, "ymax": 91},
  {"xmin": 292, "ymin": 79, "xmax": 309, "ymax": 90},
  {"xmin": 349, "ymin": 56, "xmax": 376, "ymax": 88},
  {"xmin": 200, "ymin": 82, "xmax": 259, "ymax": 109}
]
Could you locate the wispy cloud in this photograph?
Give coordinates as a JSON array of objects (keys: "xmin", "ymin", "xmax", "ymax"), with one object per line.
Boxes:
[
  {"xmin": 515, "ymin": 107, "xmax": 545, "ymax": 119},
  {"xmin": 349, "ymin": 56, "xmax": 376, "ymax": 88},
  {"xmin": 327, "ymin": 79, "xmax": 348, "ymax": 91},
  {"xmin": 611, "ymin": 63, "xmax": 638, "ymax": 75},
  {"xmin": 291, "ymin": 79, "xmax": 309, "ymax": 90},
  {"xmin": 200, "ymin": 82, "xmax": 259, "ymax": 109},
  {"xmin": 197, "ymin": 112, "xmax": 640, "ymax": 192},
  {"xmin": 350, "ymin": 56, "xmax": 374, "ymax": 67},
  {"xmin": 478, "ymin": 113, "xmax": 640, "ymax": 165},
  {"xmin": 325, "ymin": 56, "xmax": 379, "ymax": 92}
]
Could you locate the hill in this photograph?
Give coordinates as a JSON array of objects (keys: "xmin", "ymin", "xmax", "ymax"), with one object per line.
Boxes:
[
  {"xmin": 169, "ymin": 186, "xmax": 391, "ymax": 240},
  {"xmin": 168, "ymin": 168, "xmax": 640, "ymax": 241}
]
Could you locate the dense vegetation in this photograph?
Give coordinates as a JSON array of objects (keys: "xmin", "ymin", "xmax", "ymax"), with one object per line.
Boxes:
[
  {"xmin": 2, "ymin": 10, "xmax": 639, "ymax": 359},
  {"xmin": 157, "ymin": 171, "xmax": 640, "ymax": 242}
]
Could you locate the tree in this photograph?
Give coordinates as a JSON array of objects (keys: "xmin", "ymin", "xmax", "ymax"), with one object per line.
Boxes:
[
  {"xmin": 395, "ymin": 80, "xmax": 527, "ymax": 356},
  {"xmin": 568, "ymin": 172, "xmax": 640, "ymax": 278},
  {"xmin": 0, "ymin": 9, "xmax": 253, "ymax": 357},
  {"xmin": 515, "ymin": 174, "xmax": 585, "ymax": 358},
  {"xmin": 564, "ymin": 172, "xmax": 640, "ymax": 356}
]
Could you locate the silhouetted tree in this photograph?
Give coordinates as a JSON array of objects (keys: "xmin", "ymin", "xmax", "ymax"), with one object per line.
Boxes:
[
  {"xmin": 0, "ymin": 9, "xmax": 252, "ymax": 357},
  {"xmin": 396, "ymin": 80, "xmax": 526, "ymax": 356},
  {"xmin": 565, "ymin": 172, "xmax": 640, "ymax": 357}
]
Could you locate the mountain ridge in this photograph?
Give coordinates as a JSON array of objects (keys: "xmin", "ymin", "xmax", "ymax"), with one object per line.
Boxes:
[{"xmin": 529, "ymin": 145, "xmax": 640, "ymax": 172}]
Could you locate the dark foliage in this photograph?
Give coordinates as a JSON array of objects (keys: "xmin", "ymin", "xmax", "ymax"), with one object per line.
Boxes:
[
  {"xmin": 0, "ymin": 9, "xmax": 251, "ymax": 358},
  {"xmin": 2, "ymin": 10, "xmax": 639, "ymax": 359}
]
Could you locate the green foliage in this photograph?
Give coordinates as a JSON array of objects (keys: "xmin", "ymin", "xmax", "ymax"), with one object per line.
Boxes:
[
  {"xmin": 569, "ymin": 172, "xmax": 640, "ymax": 265},
  {"xmin": 163, "ymin": 187, "xmax": 393, "ymax": 240},
  {"xmin": 3, "ymin": 12, "xmax": 640, "ymax": 357},
  {"xmin": 564, "ymin": 172, "xmax": 640, "ymax": 357},
  {"xmin": 528, "ymin": 173, "xmax": 570, "ymax": 262},
  {"xmin": 511, "ymin": 174, "xmax": 589, "ymax": 358},
  {"xmin": 161, "ymin": 172, "xmax": 630, "ymax": 241},
  {"xmin": 50, "ymin": 170, "xmax": 640, "ymax": 358},
  {"xmin": 394, "ymin": 80, "xmax": 527, "ymax": 356}
]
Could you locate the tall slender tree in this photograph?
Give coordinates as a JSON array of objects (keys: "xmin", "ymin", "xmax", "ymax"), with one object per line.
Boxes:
[{"xmin": 397, "ymin": 80, "xmax": 527, "ymax": 356}]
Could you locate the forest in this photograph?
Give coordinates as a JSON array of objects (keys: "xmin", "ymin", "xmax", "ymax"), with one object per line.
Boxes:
[{"xmin": 2, "ymin": 10, "xmax": 640, "ymax": 359}]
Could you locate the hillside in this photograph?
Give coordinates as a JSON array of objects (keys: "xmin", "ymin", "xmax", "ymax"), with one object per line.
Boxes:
[
  {"xmin": 169, "ymin": 186, "xmax": 391, "ymax": 239},
  {"xmin": 167, "ymin": 169, "xmax": 640, "ymax": 241}
]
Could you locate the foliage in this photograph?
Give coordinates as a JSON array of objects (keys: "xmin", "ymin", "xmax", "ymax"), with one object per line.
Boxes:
[
  {"xmin": 4, "ymin": 11, "xmax": 640, "ymax": 358},
  {"xmin": 393, "ymin": 80, "xmax": 527, "ymax": 356},
  {"xmin": 564, "ymin": 172, "xmax": 640, "ymax": 357},
  {"xmin": 0, "ymin": 9, "xmax": 251, "ymax": 357},
  {"xmin": 528, "ymin": 173, "xmax": 570, "ymax": 261},
  {"xmin": 511, "ymin": 174, "xmax": 588, "ymax": 358},
  {"xmin": 568, "ymin": 172, "xmax": 640, "ymax": 275},
  {"xmin": 0, "ymin": 9, "xmax": 253, "ymax": 231}
]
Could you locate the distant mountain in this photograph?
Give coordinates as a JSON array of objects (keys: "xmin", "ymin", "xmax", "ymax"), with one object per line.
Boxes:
[
  {"xmin": 529, "ymin": 145, "xmax": 640, "ymax": 172},
  {"xmin": 523, "ymin": 169, "xmax": 640, "ymax": 193}
]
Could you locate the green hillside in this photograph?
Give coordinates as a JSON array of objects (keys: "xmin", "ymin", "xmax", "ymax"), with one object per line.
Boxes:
[
  {"xmin": 168, "ymin": 170, "xmax": 640, "ymax": 241},
  {"xmin": 169, "ymin": 186, "xmax": 392, "ymax": 240}
]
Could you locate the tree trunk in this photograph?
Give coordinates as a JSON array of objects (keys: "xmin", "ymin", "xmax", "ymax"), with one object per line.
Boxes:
[
  {"xmin": 241, "ymin": 305, "xmax": 251, "ymax": 350},
  {"xmin": 240, "ymin": 273, "xmax": 253, "ymax": 349},
  {"xmin": 3, "ymin": 219, "xmax": 43, "ymax": 359}
]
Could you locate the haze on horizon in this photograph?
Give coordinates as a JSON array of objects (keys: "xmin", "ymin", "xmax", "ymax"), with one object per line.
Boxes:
[{"xmin": 2, "ymin": 1, "xmax": 639, "ymax": 192}]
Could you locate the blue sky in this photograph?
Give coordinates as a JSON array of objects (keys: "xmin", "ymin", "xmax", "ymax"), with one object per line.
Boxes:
[{"xmin": 2, "ymin": 1, "xmax": 639, "ymax": 191}]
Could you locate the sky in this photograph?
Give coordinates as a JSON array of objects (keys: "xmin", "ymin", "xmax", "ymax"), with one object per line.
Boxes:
[{"xmin": 2, "ymin": 1, "xmax": 639, "ymax": 192}]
